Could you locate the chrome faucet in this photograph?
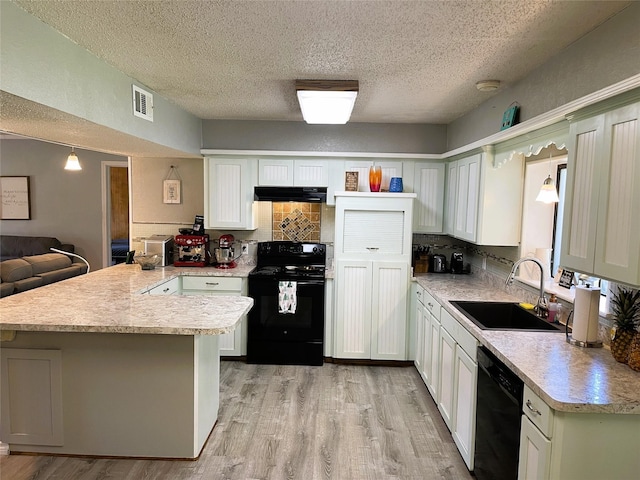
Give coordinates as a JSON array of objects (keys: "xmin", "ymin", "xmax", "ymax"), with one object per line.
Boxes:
[{"xmin": 506, "ymin": 257, "xmax": 548, "ymax": 317}]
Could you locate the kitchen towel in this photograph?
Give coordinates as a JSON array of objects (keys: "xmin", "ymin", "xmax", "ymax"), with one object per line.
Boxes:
[
  {"xmin": 572, "ymin": 285, "xmax": 600, "ymax": 343},
  {"xmin": 278, "ymin": 281, "xmax": 297, "ymax": 314}
]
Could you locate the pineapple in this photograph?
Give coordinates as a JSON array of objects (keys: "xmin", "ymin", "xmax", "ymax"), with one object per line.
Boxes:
[
  {"xmin": 610, "ymin": 287, "xmax": 640, "ymax": 364},
  {"xmin": 627, "ymin": 332, "xmax": 640, "ymax": 371}
]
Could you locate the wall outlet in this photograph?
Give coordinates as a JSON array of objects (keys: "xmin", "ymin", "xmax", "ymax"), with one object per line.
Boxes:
[{"xmin": 242, "ymin": 243, "xmax": 249, "ymax": 254}]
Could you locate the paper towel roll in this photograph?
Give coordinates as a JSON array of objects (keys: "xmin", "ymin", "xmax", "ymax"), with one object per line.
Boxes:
[{"xmin": 572, "ymin": 285, "xmax": 601, "ymax": 343}]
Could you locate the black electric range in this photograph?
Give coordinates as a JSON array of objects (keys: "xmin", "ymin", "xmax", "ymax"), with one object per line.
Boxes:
[{"xmin": 247, "ymin": 241, "xmax": 326, "ymax": 366}]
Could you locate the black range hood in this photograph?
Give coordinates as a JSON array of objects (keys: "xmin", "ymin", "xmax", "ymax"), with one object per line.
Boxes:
[{"xmin": 254, "ymin": 186, "xmax": 327, "ymax": 203}]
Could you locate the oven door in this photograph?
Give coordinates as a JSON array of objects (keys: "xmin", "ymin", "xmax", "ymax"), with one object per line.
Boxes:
[{"xmin": 248, "ymin": 276, "xmax": 325, "ymax": 342}]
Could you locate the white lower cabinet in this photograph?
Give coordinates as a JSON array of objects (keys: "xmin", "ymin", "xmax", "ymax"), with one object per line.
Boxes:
[
  {"xmin": 425, "ymin": 309, "xmax": 441, "ymax": 399},
  {"xmin": 437, "ymin": 326, "xmax": 456, "ymax": 430},
  {"xmin": 518, "ymin": 384, "xmax": 640, "ymax": 480},
  {"xmin": 335, "ymin": 260, "xmax": 408, "ymax": 360},
  {"xmin": 180, "ymin": 276, "xmax": 247, "ymax": 356},
  {"xmin": 414, "ymin": 285, "xmax": 426, "ymax": 375},
  {"xmin": 423, "ymin": 292, "xmax": 441, "ymax": 400},
  {"xmin": 415, "ymin": 287, "xmax": 478, "ymax": 472},
  {"xmin": 0, "ymin": 349, "xmax": 63, "ymax": 446},
  {"xmin": 519, "ymin": 415, "xmax": 552, "ymax": 480},
  {"xmin": 452, "ymin": 345, "xmax": 477, "ymax": 470}
]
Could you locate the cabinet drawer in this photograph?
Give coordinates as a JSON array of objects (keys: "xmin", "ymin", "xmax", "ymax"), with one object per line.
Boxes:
[
  {"xmin": 522, "ymin": 385, "xmax": 554, "ymax": 438},
  {"xmin": 416, "ymin": 284, "xmax": 426, "ymax": 306},
  {"xmin": 441, "ymin": 308, "xmax": 477, "ymax": 360},
  {"xmin": 182, "ymin": 276, "xmax": 242, "ymax": 292},
  {"xmin": 148, "ymin": 278, "xmax": 179, "ymax": 295},
  {"xmin": 423, "ymin": 290, "xmax": 441, "ymax": 320}
]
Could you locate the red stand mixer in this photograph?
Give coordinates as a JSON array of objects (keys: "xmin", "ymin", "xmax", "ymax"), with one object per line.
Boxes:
[{"xmin": 214, "ymin": 234, "xmax": 241, "ymax": 269}]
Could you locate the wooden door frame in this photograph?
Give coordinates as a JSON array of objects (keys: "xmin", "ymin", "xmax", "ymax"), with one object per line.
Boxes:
[{"xmin": 101, "ymin": 159, "xmax": 130, "ymax": 268}]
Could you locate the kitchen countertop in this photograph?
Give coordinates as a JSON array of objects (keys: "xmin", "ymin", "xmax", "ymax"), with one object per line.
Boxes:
[
  {"xmin": 415, "ymin": 273, "xmax": 640, "ymax": 414},
  {"xmin": 0, "ymin": 263, "xmax": 254, "ymax": 336}
]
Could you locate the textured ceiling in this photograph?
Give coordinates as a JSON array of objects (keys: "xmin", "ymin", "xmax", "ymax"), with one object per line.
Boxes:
[
  {"xmin": 0, "ymin": 92, "xmax": 200, "ymax": 158},
  {"xmin": 10, "ymin": 0, "xmax": 631, "ymax": 125}
]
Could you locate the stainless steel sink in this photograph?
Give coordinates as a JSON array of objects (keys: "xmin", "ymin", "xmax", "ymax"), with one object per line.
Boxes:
[{"xmin": 450, "ymin": 301, "xmax": 563, "ymax": 331}]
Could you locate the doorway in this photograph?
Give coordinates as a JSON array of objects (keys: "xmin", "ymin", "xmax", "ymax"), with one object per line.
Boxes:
[{"xmin": 102, "ymin": 160, "xmax": 130, "ymax": 267}]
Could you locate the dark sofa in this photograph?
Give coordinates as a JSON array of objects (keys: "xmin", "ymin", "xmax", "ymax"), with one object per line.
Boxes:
[{"xmin": 0, "ymin": 235, "xmax": 89, "ymax": 297}]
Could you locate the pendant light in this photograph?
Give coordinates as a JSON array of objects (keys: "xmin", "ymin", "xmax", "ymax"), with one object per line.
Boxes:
[
  {"xmin": 535, "ymin": 154, "xmax": 559, "ymax": 204},
  {"xmin": 65, "ymin": 147, "xmax": 82, "ymax": 171}
]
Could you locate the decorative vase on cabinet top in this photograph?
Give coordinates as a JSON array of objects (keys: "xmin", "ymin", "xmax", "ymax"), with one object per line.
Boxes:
[
  {"xmin": 369, "ymin": 166, "xmax": 382, "ymax": 192},
  {"xmin": 389, "ymin": 177, "xmax": 403, "ymax": 192}
]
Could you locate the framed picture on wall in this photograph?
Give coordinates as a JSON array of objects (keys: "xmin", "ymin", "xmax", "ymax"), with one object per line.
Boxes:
[
  {"xmin": 163, "ymin": 179, "xmax": 181, "ymax": 204},
  {"xmin": 0, "ymin": 176, "xmax": 31, "ymax": 220}
]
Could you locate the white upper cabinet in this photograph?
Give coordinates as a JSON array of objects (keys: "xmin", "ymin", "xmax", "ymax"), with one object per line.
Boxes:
[
  {"xmin": 258, "ymin": 159, "xmax": 329, "ymax": 186},
  {"xmin": 453, "ymin": 154, "xmax": 481, "ymax": 242},
  {"xmin": 444, "ymin": 161, "xmax": 458, "ymax": 235},
  {"xmin": 561, "ymin": 101, "xmax": 640, "ymax": 285},
  {"xmin": 445, "ymin": 150, "xmax": 523, "ymax": 245},
  {"xmin": 334, "ymin": 192, "xmax": 416, "ymax": 262},
  {"xmin": 412, "ymin": 161, "xmax": 445, "ymax": 233},
  {"xmin": 204, "ymin": 157, "xmax": 257, "ymax": 230}
]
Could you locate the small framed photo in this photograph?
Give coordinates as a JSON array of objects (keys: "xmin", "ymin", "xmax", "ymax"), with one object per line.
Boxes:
[
  {"xmin": 163, "ymin": 179, "xmax": 181, "ymax": 204},
  {"xmin": 558, "ymin": 268, "xmax": 575, "ymax": 289},
  {"xmin": 345, "ymin": 171, "xmax": 359, "ymax": 191}
]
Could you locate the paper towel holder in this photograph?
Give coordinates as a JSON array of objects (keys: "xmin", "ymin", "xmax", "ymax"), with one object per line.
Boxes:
[{"xmin": 565, "ymin": 310, "xmax": 603, "ymax": 348}]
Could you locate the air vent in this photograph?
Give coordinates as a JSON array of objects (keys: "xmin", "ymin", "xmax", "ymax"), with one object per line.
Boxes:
[{"xmin": 132, "ymin": 85, "xmax": 153, "ymax": 122}]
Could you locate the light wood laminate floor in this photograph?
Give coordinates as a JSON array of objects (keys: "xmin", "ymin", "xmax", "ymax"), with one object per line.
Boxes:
[{"xmin": 0, "ymin": 361, "xmax": 473, "ymax": 480}]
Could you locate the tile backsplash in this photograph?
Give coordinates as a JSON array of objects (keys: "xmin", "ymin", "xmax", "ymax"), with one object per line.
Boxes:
[{"xmin": 272, "ymin": 202, "xmax": 321, "ymax": 242}]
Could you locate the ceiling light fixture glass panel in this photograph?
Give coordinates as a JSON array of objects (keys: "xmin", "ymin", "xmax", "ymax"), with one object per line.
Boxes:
[{"xmin": 297, "ymin": 90, "xmax": 358, "ymax": 124}]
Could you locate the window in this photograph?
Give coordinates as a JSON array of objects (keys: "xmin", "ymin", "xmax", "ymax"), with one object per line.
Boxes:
[
  {"xmin": 519, "ymin": 149, "xmax": 567, "ymax": 282},
  {"xmin": 522, "ymin": 149, "xmax": 614, "ymax": 314},
  {"xmin": 551, "ymin": 164, "xmax": 567, "ymax": 277}
]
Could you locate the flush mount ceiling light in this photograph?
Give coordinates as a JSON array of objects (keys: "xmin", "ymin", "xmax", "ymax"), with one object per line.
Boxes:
[
  {"xmin": 296, "ymin": 80, "xmax": 359, "ymax": 124},
  {"xmin": 64, "ymin": 147, "xmax": 82, "ymax": 171},
  {"xmin": 475, "ymin": 80, "xmax": 501, "ymax": 92}
]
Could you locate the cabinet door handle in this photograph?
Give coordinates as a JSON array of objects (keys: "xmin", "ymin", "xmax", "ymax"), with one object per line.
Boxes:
[
  {"xmin": 206, "ymin": 282, "xmax": 220, "ymax": 286},
  {"xmin": 526, "ymin": 399, "xmax": 542, "ymax": 416},
  {"xmin": 162, "ymin": 287, "xmax": 170, "ymax": 293},
  {"xmin": 366, "ymin": 247, "xmax": 379, "ymax": 252}
]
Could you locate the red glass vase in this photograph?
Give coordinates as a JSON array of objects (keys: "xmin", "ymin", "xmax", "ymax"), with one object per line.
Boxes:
[{"xmin": 369, "ymin": 166, "xmax": 382, "ymax": 192}]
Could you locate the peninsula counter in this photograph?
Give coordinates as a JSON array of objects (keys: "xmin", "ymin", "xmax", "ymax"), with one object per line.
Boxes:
[{"xmin": 0, "ymin": 263, "xmax": 254, "ymax": 459}]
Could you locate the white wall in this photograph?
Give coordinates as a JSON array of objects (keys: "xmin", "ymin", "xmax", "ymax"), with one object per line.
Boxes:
[{"xmin": 447, "ymin": 2, "xmax": 640, "ymax": 150}]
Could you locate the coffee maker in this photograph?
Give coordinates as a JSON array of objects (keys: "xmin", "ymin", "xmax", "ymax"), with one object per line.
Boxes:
[
  {"xmin": 214, "ymin": 234, "xmax": 239, "ymax": 269},
  {"xmin": 174, "ymin": 234, "xmax": 210, "ymax": 267},
  {"xmin": 450, "ymin": 252, "xmax": 464, "ymax": 274}
]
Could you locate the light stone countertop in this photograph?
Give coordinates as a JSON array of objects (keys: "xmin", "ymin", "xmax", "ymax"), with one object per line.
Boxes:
[
  {"xmin": 0, "ymin": 263, "xmax": 255, "ymax": 336},
  {"xmin": 415, "ymin": 273, "xmax": 640, "ymax": 414}
]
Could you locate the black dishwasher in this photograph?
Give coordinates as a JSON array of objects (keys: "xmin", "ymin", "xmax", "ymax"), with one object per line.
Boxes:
[{"xmin": 474, "ymin": 346, "xmax": 524, "ymax": 480}]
